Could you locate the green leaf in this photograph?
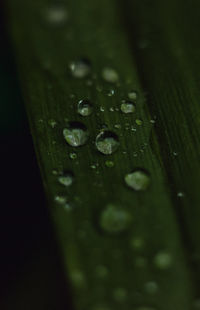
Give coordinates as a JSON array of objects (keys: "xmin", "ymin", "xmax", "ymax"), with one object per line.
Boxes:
[{"xmin": 6, "ymin": 0, "xmax": 200, "ymax": 309}]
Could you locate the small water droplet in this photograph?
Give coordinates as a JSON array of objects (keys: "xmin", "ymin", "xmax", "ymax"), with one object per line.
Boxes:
[
  {"xmin": 125, "ymin": 170, "xmax": 150, "ymax": 191},
  {"xmin": 154, "ymin": 251, "xmax": 172, "ymax": 269},
  {"xmin": 99, "ymin": 204, "xmax": 132, "ymax": 234},
  {"xmin": 63, "ymin": 122, "xmax": 89, "ymax": 147},
  {"xmin": 69, "ymin": 152, "xmax": 77, "ymax": 159},
  {"xmin": 144, "ymin": 281, "xmax": 158, "ymax": 294},
  {"xmin": 105, "ymin": 160, "xmax": 114, "ymax": 168},
  {"xmin": 177, "ymin": 192, "xmax": 184, "ymax": 198},
  {"xmin": 128, "ymin": 90, "xmax": 138, "ymax": 101},
  {"xmin": 100, "ymin": 106, "xmax": 105, "ymax": 112},
  {"xmin": 113, "ymin": 287, "xmax": 127, "ymax": 302},
  {"xmin": 58, "ymin": 171, "xmax": 73, "ymax": 187},
  {"xmin": 121, "ymin": 101, "xmax": 135, "ymax": 114},
  {"xmin": 102, "ymin": 67, "xmax": 119, "ymax": 83},
  {"xmin": 54, "ymin": 195, "xmax": 67, "ymax": 205},
  {"xmin": 77, "ymin": 100, "xmax": 93, "ymax": 116},
  {"xmin": 114, "ymin": 124, "xmax": 121, "ymax": 129},
  {"xmin": 48, "ymin": 119, "xmax": 57, "ymax": 128},
  {"xmin": 96, "ymin": 131, "xmax": 119, "ymax": 155},
  {"xmin": 109, "ymin": 107, "xmax": 114, "ymax": 112},
  {"xmin": 43, "ymin": 5, "xmax": 68, "ymax": 26},
  {"xmin": 173, "ymin": 151, "xmax": 178, "ymax": 157},
  {"xmin": 69, "ymin": 59, "xmax": 91, "ymax": 78},
  {"xmin": 107, "ymin": 89, "xmax": 115, "ymax": 96},
  {"xmin": 150, "ymin": 119, "xmax": 156, "ymax": 124},
  {"xmin": 136, "ymin": 119, "xmax": 143, "ymax": 126}
]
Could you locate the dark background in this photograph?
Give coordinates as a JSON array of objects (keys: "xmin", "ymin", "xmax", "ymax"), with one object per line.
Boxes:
[{"xmin": 0, "ymin": 3, "xmax": 71, "ymax": 309}]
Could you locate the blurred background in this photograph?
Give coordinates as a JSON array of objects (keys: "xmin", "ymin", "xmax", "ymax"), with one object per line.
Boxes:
[{"xmin": 0, "ymin": 3, "xmax": 71, "ymax": 309}]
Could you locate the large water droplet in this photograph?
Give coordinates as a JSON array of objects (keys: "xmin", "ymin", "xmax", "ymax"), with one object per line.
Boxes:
[
  {"xmin": 102, "ymin": 67, "xmax": 119, "ymax": 83},
  {"xmin": 58, "ymin": 171, "xmax": 73, "ymax": 186},
  {"xmin": 121, "ymin": 101, "xmax": 135, "ymax": 114},
  {"xmin": 69, "ymin": 59, "xmax": 91, "ymax": 78},
  {"xmin": 99, "ymin": 204, "xmax": 132, "ymax": 234},
  {"xmin": 96, "ymin": 131, "xmax": 119, "ymax": 155},
  {"xmin": 125, "ymin": 170, "xmax": 150, "ymax": 191},
  {"xmin": 43, "ymin": 5, "xmax": 68, "ymax": 26},
  {"xmin": 69, "ymin": 152, "xmax": 77, "ymax": 159},
  {"xmin": 63, "ymin": 122, "xmax": 89, "ymax": 147},
  {"xmin": 153, "ymin": 251, "xmax": 172, "ymax": 269},
  {"xmin": 77, "ymin": 100, "xmax": 93, "ymax": 116}
]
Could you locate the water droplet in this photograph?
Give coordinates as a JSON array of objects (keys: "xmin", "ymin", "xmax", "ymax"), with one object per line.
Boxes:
[
  {"xmin": 100, "ymin": 106, "xmax": 105, "ymax": 112},
  {"xmin": 99, "ymin": 204, "xmax": 132, "ymax": 234},
  {"xmin": 54, "ymin": 195, "xmax": 71, "ymax": 210},
  {"xmin": 173, "ymin": 151, "xmax": 178, "ymax": 156},
  {"xmin": 177, "ymin": 192, "xmax": 184, "ymax": 198},
  {"xmin": 121, "ymin": 101, "xmax": 135, "ymax": 114},
  {"xmin": 105, "ymin": 160, "xmax": 114, "ymax": 168},
  {"xmin": 128, "ymin": 90, "xmax": 138, "ymax": 101},
  {"xmin": 48, "ymin": 119, "xmax": 57, "ymax": 128},
  {"xmin": 69, "ymin": 59, "xmax": 91, "ymax": 78},
  {"xmin": 43, "ymin": 5, "xmax": 68, "ymax": 26},
  {"xmin": 96, "ymin": 131, "xmax": 119, "ymax": 155},
  {"xmin": 102, "ymin": 67, "xmax": 119, "ymax": 83},
  {"xmin": 58, "ymin": 172, "xmax": 73, "ymax": 187},
  {"xmin": 69, "ymin": 152, "xmax": 77, "ymax": 159},
  {"xmin": 150, "ymin": 119, "xmax": 156, "ymax": 124},
  {"xmin": 136, "ymin": 119, "xmax": 143, "ymax": 126},
  {"xmin": 113, "ymin": 287, "xmax": 127, "ymax": 302},
  {"xmin": 77, "ymin": 100, "xmax": 93, "ymax": 116},
  {"xmin": 109, "ymin": 107, "xmax": 114, "ymax": 112},
  {"xmin": 125, "ymin": 170, "xmax": 150, "ymax": 191},
  {"xmin": 144, "ymin": 281, "xmax": 158, "ymax": 294},
  {"xmin": 63, "ymin": 122, "xmax": 89, "ymax": 147},
  {"xmin": 153, "ymin": 251, "xmax": 172, "ymax": 269},
  {"xmin": 95, "ymin": 265, "xmax": 108, "ymax": 278},
  {"xmin": 107, "ymin": 89, "xmax": 115, "ymax": 96}
]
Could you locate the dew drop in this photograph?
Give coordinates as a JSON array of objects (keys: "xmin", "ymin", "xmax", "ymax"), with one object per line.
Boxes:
[
  {"xmin": 125, "ymin": 170, "xmax": 150, "ymax": 191},
  {"xmin": 69, "ymin": 152, "xmax": 77, "ymax": 159},
  {"xmin": 96, "ymin": 131, "xmax": 119, "ymax": 155},
  {"xmin": 105, "ymin": 160, "xmax": 114, "ymax": 168},
  {"xmin": 107, "ymin": 89, "xmax": 115, "ymax": 96},
  {"xmin": 77, "ymin": 100, "xmax": 93, "ymax": 116},
  {"xmin": 63, "ymin": 122, "xmax": 89, "ymax": 147},
  {"xmin": 69, "ymin": 59, "xmax": 91, "ymax": 78},
  {"xmin": 153, "ymin": 251, "xmax": 172, "ymax": 269},
  {"xmin": 58, "ymin": 171, "xmax": 73, "ymax": 187},
  {"xmin": 102, "ymin": 67, "xmax": 119, "ymax": 83},
  {"xmin": 54, "ymin": 195, "xmax": 67, "ymax": 205},
  {"xmin": 43, "ymin": 4, "xmax": 68, "ymax": 26},
  {"xmin": 136, "ymin": 119, "xmax": 143, "ymax": 126},
  {"xmin": 99, "ymin": 204, "xmax": 132, "ymax": 234},
  {"xmin": 128, "ymin": 90, "xmax": 138, "ymax": 101},
  {"xmin": 121, "ymin": 101, "xmax": 135, "ymax": 114},
  {"xmin": 177, "ymin": 191, "xmax": 184, "ymax": 198},
  {"xmin": 100, "ymin": 106, "xmax": 105, "ymax": 112},
  {"xmin": 114, "ymin": 124, "xmax": 121, "ymax": 129},
  {"xmin": 109, "ymin": 107, "xmax": 114, "ymax": 112}
]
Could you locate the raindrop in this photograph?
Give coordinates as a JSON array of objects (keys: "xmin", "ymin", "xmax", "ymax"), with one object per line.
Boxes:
[
  {"xmin": 128, "ymin": 90, "xmax": 138, "ymax": 101},
  {"xmin": 77, "ymin": 100, "xmax": 93, "ymax": 116},
  {"xmin": 58, "ymin": 171, "xmax": 73, "ymax": 187},
  {"xmin": 69, "ymin": 152, "xmax": 77, "ymax": 159},
  {"xmin": 109, "ymin": 107, "xmax": 114, "ymax": 112},
  {"xmin": 43, "ymin": 4, "xmax": 68, "ymax": 26},
  {"xmin": 121, "ymin": 101, "xmax": 135, "ymax": 114},
  {"xmin": 107, "ymin": 89, "xmax": 115, "ymax": 96},
  {"xmin": 96, "ymin": 131, "xmax": 119, "ymax": 155},
  {"xmin": 153, "ymin": 251, "xmax": 172, "ymax": 269},
  {"xmin": 144, "ymin": 281, "xmax": 158, "ymax": 294},
  {"xmin": 136, "ymin": 119, "xmax": 143, "ymax": 126},
  {"xmin": 69, "ymin": 59, "xmax": 91, "ymax": 78},
  {"xmin": 114, "ymin": 124, "xmax": 121, "ymax": 129},
  {"xmin": 63, "ymin": 122, "xmax": 89, "ymax": 147},
  {"xmin": 105, "ymin": 160, "xmax": 114, "ymax": 168},
  {"xmin": 177, "ymin": 192, "xmax": 184, "ymax": 198},
  {"xmin": 125, "ymin": 170, "xmax": 150, "ymax": 191},
  {"xmin": 54, "ymin": 195, "xmax": 71, "ymax": 210},
  {"xmin": 99, "ymin": 204, "xmax": 132, "ymax": 234},
  {"xmin": 102, "ymin": 67, "xmax": 119, "ymax": 83},
  {"xmin": 100, "ymin": 106, "xmax": 105, "ymax": 112}
]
